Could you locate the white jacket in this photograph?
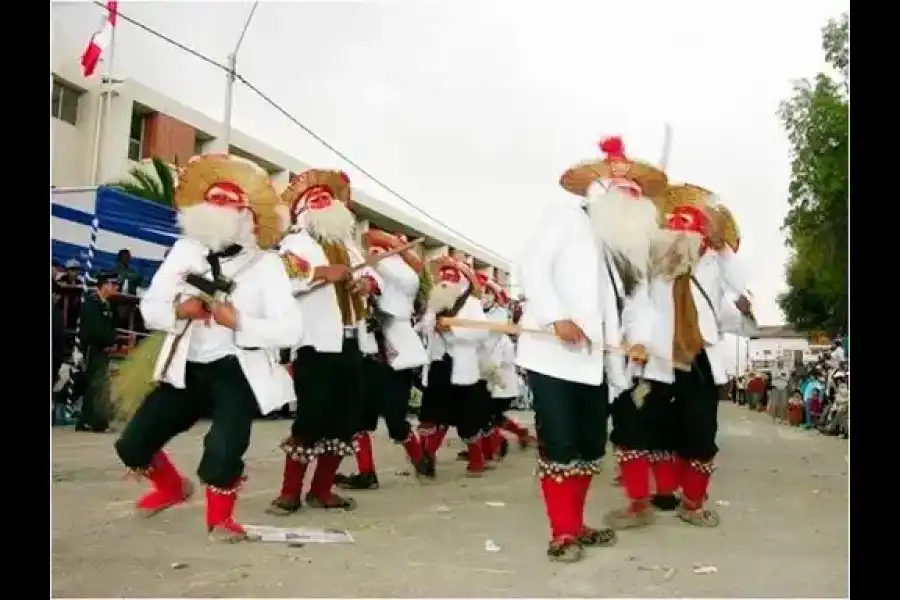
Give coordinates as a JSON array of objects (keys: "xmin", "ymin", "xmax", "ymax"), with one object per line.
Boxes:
[
  {"xmin": 421, "ymin": 295, "xmax": 489, "ymax": 386},
  {"xmin": 278, "ymin": 228, "xmax": 384, "ymax": 355},
  {"xmin": 478, "ymin": 305, "xmax": 520, "ymax": 398},
  {"xmin": 372, "ymin": 254, "xmax": 428, "ymax": 371},
  {"xmin": 638, "ymin": 251, "xmax": 747, "ymax": 385},
  {"xmin": 515, "ymin": 205, "xmax": 638, "ymax": 387},
  {"xmin": 140, "ymin": 238, "xmax": 303, "ymax": 414}
]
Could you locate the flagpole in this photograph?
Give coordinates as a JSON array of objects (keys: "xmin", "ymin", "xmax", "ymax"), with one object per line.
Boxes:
[
  {"xmin": 87, "ymin": 2, "xmax": 117, "ymax": 185},
  {"xmin": 89, "ymin": 86, "xmax": 106, "ymax": 185},
  {"xmin": 101, "ymin": 8, "xmax": 117, "ymax": 181}
]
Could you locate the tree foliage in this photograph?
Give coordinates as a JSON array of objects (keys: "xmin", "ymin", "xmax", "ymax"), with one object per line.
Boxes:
[
  {"xmin": 108, "ymin": 156, "xmax": 177, "ymax": 207},
  {"xmin": 776, "ymin": 13, "xmax": 848, "ymax": 335}
]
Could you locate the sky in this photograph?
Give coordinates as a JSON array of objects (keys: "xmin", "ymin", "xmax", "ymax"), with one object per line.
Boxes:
[{"xmin": 51, "ymin": 0, "xmax": 849, "ymax": 332}]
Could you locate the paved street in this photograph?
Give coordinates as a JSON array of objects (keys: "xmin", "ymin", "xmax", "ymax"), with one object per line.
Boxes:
[{"xmin": 51, "ymin": 403, "xmax": 848, "ymax": 598}]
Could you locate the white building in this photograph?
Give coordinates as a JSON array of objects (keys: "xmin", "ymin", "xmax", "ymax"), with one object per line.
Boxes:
[
  {"xmin": 747, "ymin": 326, "xmax": 812, "ymax": 371},
  {"xmin": 50, "ymin": 32, "xmax": 510, "ymax": 283}
]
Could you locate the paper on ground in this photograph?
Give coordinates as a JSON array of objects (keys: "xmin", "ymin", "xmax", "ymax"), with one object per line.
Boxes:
[{"xmin": 244, "ymin": 525, "xmax": 354, "ymax": 544}]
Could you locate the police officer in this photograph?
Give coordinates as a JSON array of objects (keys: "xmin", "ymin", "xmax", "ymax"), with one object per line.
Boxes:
[{"xmin": 75, "ymin": 271, "xmax": 119, "ymax": 433}]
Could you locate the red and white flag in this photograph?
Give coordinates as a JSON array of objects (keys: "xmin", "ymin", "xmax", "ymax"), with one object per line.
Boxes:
[{"xmin": 80, "ymin": 1, "xmax": 119, "ymax": 78}]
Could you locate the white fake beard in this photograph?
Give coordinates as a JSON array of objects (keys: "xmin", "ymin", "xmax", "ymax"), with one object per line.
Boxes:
[
  {"xmin": 178, "ymin": 203, "xmax": 257, "ymax": 251},
  {"xmin": 585, "ymin": 187, "xmax": 660, "ymax": 275},
  {"xmin": 650, "ymin": 230, "xmax": 705, "ymax": 279},
  {"xmin": 428, "ymin": 280, "xmax": 467, "ymax": 314},
  {"xmin": 302, "ymin": 202, "xmax": 356, "ymax": 243}
]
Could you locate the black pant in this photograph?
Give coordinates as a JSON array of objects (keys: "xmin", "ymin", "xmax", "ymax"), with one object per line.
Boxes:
[
  {"xmin": 528, "ymin": 370, "xmax": 608, "ymax": 465},
  {"xmin": 489, "ymin": 395, "xmax": 516, "ymax": 426},
  {"xmin": 359, "ymin": 357, "xmax": 414, "ymax": 442},
  {"xmin": 114, "ymin": 356, "xmax": 259, "ymax": 488},
  {"xmin": 291, "ymin": 338, "xmax": 366, "ymax": 447},
  {"xmin": 643, "ymin": 350, "xmax": 719, "ymax": 462},
  {"xmin": 610, "ymin": 385, "xmax": 677, "ymax": 454},
  {"xmin": 420, "ymin": 356, "xmax": 485, "ymax": 441},
  {"xmin": 475, "ymin": 381, "xmax": 495, "ymax": 434},
  {"xmin": 78, "ymin": 350, "xmax": 110, "ymax": 431}
]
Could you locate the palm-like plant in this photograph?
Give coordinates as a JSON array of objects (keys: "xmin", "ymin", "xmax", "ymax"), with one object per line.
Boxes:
[{"xmin": 108, "ymin": 156, "xmax": 177, "ymax": 207}]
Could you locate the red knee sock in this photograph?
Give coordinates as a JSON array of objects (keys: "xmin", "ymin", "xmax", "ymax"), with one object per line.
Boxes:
[
  {"xmin": 354, "ymin": 432, "xmax": 375, "ymax": 474},
  {"xmin": 500, "ymin": 417, "xmax": 528, "ymax": 440},
  {"xmin": 466, "ymin": 441, "xmax": 486, "ymax": 472},
  {"xmin": 618, "ymin": 450, "xmax": 651, "ymax": 510},
  {"xmin": 573, "ymin": 474, "xmax": 592, "ymax": 530},
  {"xmin": 402, "ymin": 431, "xmax": 424, "ymax": 464},
  {"xmin": 310, "ymin": 455, "xmax": 342, "ymax": 498},
  {"xmin": 480, "ymin": 433, "xmax": 495, "ymax": 461},
  {"xmin": 540, "ymin": 477, "xmax": 580, "ymax": 539},
  {"xmin": 279, "ymin": 456, "xmax": 307, "ymax": 498},
  {"xmin": 651, "ymin": 456, "xmax": 678, "ymax": 496},
  {"xmin": 681, "ymin": 462, "xmax": 713, "ymax": 509},
  {"xmin": 426, "ymin": 426, "xmax": 449, "ymax": 456}
]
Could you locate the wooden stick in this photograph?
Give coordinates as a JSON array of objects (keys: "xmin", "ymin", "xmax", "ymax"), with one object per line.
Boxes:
[
  {"xmin": 296, "ymin": 237, "xmax": 425, "ymax": 297},
  {"xmin": 437, "ymin": 317, "xmax": 692, "ymax": 371}
]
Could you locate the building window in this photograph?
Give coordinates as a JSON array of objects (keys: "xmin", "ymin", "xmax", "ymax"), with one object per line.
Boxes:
[
  {"xmin": 51, "ymin": 80, "xmax": 82, "ymax": 126},
  {"xmin": 128, "ymin": 110, "xmax": 146, "ymax": 161}
]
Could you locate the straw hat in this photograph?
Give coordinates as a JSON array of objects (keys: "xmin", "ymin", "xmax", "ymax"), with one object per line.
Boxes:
[
  {"xmin": 709, "ymin": 203, "xmax": 741, "ymax": 252},
  {"xmin": 430, "ymin": 255, "xmax": 483, "ymax": 299},
  {"xmin": 657, "ymin": 184, "xmax": 741, "ymax": 252},
  {"xmin": 362, "ymin": 229, "xmax": 401, "ymax": 253},
  {"xmin": 281, "ymin": 169, "xmax": 352, "ymax": 217},
  {"xmin": 560, "ymin": 137, "xmax": 668, "ymax": 199},
  {"xmin": 175, "ymin": 154, "xmax": 283, "ymax": 248},
  {"xmin": 655, "ymin": 183, "xmax": 715, "ymax": 220}
]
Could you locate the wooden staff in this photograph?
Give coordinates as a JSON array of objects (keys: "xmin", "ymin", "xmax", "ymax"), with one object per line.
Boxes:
[
  {"xmin": 295, "ymin": 237, "xmax": 425, "ymax": 297},
  {"xmin": 437, "ymin": 316, "xmax": 691, "ymax": 371}
]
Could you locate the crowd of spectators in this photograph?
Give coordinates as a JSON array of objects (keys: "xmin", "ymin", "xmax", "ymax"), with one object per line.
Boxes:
[
  {"xmin": 726, "ymin": 340, "xmax": 849, "ymax": 438},
  {"xmin": 51, "ymin": 249, "xmax": 148, "ymax": 427}
]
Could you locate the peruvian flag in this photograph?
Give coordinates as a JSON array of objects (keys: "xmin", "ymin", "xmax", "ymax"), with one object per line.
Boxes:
[{"xmin": 80, "ymin": 1, "xmax": 119, "ymax": 78}]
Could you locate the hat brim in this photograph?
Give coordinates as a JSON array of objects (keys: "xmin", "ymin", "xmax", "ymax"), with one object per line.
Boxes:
[
  {"xmin": 362, "ymin": 229, "xmax": 400, "ymax": 251},
  {"xmin": 656, "ymin": 184, "xmax": 715, "ymax": 220},
  {"xmin": 710, "ymin": 203, "xmax": 741, "ymax": 253},
  {"xmin": 281, "ymin": 169, "xmax": 351, "ymax": 215},
  {"xmin": 176, "ymin": 154, "xmax": 283, "ymax": 248},
  {"xmin": 560, "ymin": 159, "xmax": 668, "ymax": 199}
]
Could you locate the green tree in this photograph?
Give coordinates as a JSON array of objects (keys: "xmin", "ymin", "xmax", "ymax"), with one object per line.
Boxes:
[
  {"xmin": 776, "ymin": 13, "xmax": 848, "ymax": 335},
  {"xmin": 108, "ymin": 156, "xmax": 177, "ymax": 207}
]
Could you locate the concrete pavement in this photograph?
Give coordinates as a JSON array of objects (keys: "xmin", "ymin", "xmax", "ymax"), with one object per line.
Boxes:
[{"xmin": 51, "ymin": 403, "xmax": 848, "ymax": 598}]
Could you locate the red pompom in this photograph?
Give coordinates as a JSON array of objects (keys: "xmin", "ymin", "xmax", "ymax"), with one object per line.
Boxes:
[{"xmin": 599, "ymin": 136, "xmax": 626, "ymax": 159}]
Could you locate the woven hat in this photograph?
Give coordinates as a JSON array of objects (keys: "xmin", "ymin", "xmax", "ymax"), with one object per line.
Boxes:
[
  {"xmin": 281, "ymin": 169, "xmax": 352, "ymax": 218},
  {"xmin": 708, "ymin": 203, "xmax": 741, "ymax": 252},
  {"xmin": 362, "ymin": 229, "xmax": 401, "ymax": 252},
  {"xmin": 430, "ymin": 255, "xmax": 483, "ymax": 299},
  {"xmin": 655, "ymin": 183, "xmax": 714, "ymax": 218},
  {"xmin": 560, "ymin": 137, "xmax": 668, "ymax": 199},
  {"xmin": 175, "ymin": 154, "xmax": 283, "ymax": 248},
  {"xmin": 657, "ymin": 184, "xmax": 741, "ymax": 252}
]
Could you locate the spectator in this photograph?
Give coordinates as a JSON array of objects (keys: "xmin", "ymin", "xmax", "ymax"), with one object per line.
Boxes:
[
  {"xmin": 113, "ymin": 249, "xmax": 142, "ymax": 296},
  {"xmin": 57, "ymin": 259, "xmax": 83, "ymax": 329},
  {"xmin": 75, "ymin": 271, "xmax": 119, "ymax": 433},
  {"xmin": 831, "ymin": 340, "xmax": 846, "ymax": 364},
  {"xmin": 746, "ymin": 372, "xmax": 766, "ymax": 410},
  {"xmin": 769, "ymin": 363, "xmax": 790, "ymax": 421}
]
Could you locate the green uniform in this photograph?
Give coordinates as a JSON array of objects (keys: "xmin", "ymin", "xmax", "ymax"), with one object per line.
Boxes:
[{"xmin": 77, "ymin": 293, "xmax": 117, "ymax": 431}]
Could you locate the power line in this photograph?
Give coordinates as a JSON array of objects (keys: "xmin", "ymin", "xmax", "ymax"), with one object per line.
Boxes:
[{"xmin": 89, "ymin": 1, "xmax": 510, "ymax": 266}]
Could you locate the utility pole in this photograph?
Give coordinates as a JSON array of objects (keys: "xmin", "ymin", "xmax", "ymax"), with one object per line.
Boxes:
[{"xmin": 219, "ymin": 1, "xmax": 259, "ymax": 152}]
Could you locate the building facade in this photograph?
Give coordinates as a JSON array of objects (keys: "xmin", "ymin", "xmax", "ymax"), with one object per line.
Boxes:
[
  {"xmin": 50, "ymin": 41, "xmax": 510, "ymax": 285},
  {"xmin": 747, "ymin": 326, "xmax": 813, "ymax": 371}
]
